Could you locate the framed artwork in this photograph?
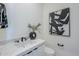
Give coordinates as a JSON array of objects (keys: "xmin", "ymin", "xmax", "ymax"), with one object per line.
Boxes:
[
  {"xmin": 0, "ymin": 3, "xmax": 8, "ymax": 29},
  {"xmin": 49, "ymin": 8, "xmax": 70, "ymax": 37}
]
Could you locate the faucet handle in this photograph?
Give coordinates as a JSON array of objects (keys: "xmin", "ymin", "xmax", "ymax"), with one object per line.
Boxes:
[{"xmin": 15, "ymin": 40, "xmax": 19, "ymax": 43}]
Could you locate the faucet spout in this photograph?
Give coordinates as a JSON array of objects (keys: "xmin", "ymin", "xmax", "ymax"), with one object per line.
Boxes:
[{"xmin": 21, "ymin": 37, "xmax": 27, "ymax": 42}]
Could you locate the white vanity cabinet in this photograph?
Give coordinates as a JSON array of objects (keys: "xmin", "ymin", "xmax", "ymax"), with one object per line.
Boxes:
[
  {"xmin": 0, "ymin": 39, "xmax": 45, "ymax": 56},
  {"xmin": 17, "ymin": 39, "xmax": 45, "ymax": 56}
]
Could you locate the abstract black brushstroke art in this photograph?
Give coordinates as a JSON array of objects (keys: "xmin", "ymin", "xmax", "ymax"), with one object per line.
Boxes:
[
  {"xmin": 49, "ymin": 8, "xmax": 70, "ymax": 37},
  {"xmin": 0, "ymin": 3, "xmax": 8, "ymax": 28}
]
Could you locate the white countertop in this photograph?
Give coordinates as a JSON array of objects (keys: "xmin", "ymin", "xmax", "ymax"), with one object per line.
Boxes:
[{"xmin": 0, "ymin": 39, "xmax": 45, "ymax": 56}]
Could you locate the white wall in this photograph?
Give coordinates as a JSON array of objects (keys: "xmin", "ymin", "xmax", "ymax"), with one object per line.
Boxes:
[
  {"xmin": 0, "ymin": 3, "xmax": 43, "ymax": 41},
  {"xmin": 42, "ymin": 3, "xmax": 79, "ymax": 56}
]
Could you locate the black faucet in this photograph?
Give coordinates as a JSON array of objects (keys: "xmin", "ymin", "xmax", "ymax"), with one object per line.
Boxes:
[{"xmin": 21, "ymin": 37, "xmax": 27, "ymax": 42}]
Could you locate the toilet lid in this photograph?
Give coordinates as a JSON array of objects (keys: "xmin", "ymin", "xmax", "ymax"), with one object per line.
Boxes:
[{"xmin": 44, "ymin": 47, "xmax": 55, "ymax": 54}]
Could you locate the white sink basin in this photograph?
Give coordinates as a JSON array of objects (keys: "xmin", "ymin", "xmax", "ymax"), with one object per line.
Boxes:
[{"xmin": 14, "ymin": 39, "xmax": 40, "ymax": 48}]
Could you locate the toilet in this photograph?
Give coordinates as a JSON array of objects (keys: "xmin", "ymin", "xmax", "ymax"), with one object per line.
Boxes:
[{"xmin": 44, "ymin": 46, "xmax": 56, "ymax": 56}]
